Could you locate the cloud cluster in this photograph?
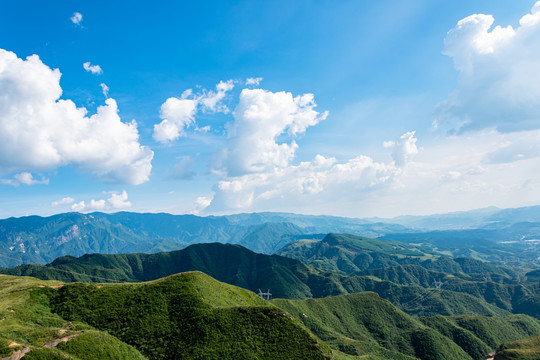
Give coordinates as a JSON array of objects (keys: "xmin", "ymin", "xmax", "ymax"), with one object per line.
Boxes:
[
  {"xmin": 70, "ymin": 190, "xmax": 131, "ymax": 212},
  {"xmin": 199, "ymin": 87, "xmax": 417, "ymax": 213},
  {"xmin": 436, "ymin": 1, "xmax": 540, "ymax": 133},
  {"xmin": 216, "ymin": 89, "xmax": 329, "ymax": 177},
  {"xmin": 153, "ymin": 80, "xmax": 234, "ymax": 143},
  {"xmin": 209, "ymin": 153, "xmax": 401, "ymax": 212},
  {"xmin": 83, "ymin": 62, "xmax": 103, "ymax": 75},
  {"xmin": 0, "ymin": 49, "xmax": 153, "ymax": 185}
]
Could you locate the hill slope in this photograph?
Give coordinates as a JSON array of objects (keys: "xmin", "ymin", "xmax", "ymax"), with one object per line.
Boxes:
[
  {"xmin": 273, "ymin": 293, "xmax": 540, "ymax": 360},
  {"xmin": 0, "ymin": 273, "xmax": 332, "ymax": 360},
  {"xmin": 0, "ymin": 275, "xmax": 147, "ymax": 360},
  {"xmin": 277, "ymin": 233, "xmax": 518, "ymax": 279},
  {"xmin": 1, "ymin": 243, "xmax": 515, "ymax": 319}
]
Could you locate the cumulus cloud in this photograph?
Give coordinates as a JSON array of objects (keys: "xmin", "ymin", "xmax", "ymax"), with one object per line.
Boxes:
[
  {"xmin": 0, "ymin": 49, "xmax": 153, "ymax": 185},
  {"xmin": 70, "ymin": 12, "xmax": 82, "ymax": 26},
  {"xmin": 215, "ymin": 89, "xmax": 328, "ymax": 177},
  {"xmin": 384, "ymin": 131, "xmax": 420, "ymax": 166},
  {"xmin": 201, "ymin": 87, "xmax": 418, "ymax": 214},
  {"xmin": 83, "ymin": 62, "xmax": 103, "ymax": 75},
  {"xmin": 51, "ymin": 197, "xmax": 75, "ymax": 206},
  {"xmin": 189, "ymin": 196, "xmax": 212, "ymax": 215},
  {"xmin": 246, "ymin": 77, "xmax": 263, "ymax": 86},
  {"xmin": 153, "ymin": 81, "xmax": 234, "ymax": 143},
  {"xmin": 70, "ymin": 190, "xmax": 132, "ymax": 212},
  {"xmin": 1, "ymin": 172, "xmax": 49, "ymax": 186},
  {"xmin": 436, "ymin": 2, "xmax": 540, "ymax": 133},
  {"xmin": 208, "ymin": 153, "xmax": 399, "ymax": 212}
]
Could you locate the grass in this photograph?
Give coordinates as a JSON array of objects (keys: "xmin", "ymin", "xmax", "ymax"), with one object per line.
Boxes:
[{"xmin": 49, "ymin": 271, "xmax": 333, "ymax": 360}]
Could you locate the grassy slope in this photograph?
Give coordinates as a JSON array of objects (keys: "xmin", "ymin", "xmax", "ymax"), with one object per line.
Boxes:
[
  {"xmin": 49, "ymin": 271, "xmax": 332, "ymax": 360},
  {"xmin": 273, "ymin": 292, "xmax": 472, "ymax": 360},
  {"xmin": 495, "ymin": 332, "xmax": 540, "ymax": 359},
  {"xmin": 0, "ymin": 275, "xmax": 146, "ymax": 359},
  {"xmin": 273, "ymin": 292, "xmax": 540, "ymax": 360}
]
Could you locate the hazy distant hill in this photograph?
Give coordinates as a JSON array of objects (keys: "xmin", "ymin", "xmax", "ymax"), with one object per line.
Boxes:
[
  {"xmin": 0, "ymin": 211, "xmax": 409, "ymax": 267},
  {"xmin": 277, "ymin": 233, "xmax": 518, "ymax": 279},
  {"xmin": 3, "ymin": 206, "xmax": 540, "ymax": 268}
]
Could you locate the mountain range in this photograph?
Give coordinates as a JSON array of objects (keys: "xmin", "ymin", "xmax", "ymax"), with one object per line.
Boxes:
[
  {"xmin": 2, "ymin": 206, "xmax": 540, "ymax": 268},
  {"xmin": 3, "ymin": 206, "xmax": 540, "ymax": 359}
]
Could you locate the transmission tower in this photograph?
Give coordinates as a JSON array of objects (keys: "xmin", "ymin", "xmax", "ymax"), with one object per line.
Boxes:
[
  {"xmin": 432, "ymin": 279, "xmax": 443, "ymax": 290},
  {"xmin": 257, "ymin": 289, "xmax": 272, "ymax": 300}
]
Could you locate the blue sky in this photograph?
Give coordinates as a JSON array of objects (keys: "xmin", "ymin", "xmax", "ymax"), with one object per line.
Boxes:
[{"xmin": 1, "ymin": 0, "xmax": 540, "ymax": 218}]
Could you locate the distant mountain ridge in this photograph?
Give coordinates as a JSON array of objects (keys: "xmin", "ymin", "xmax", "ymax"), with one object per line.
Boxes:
[
  {"xmin": 0, "ymin": 211, "xmax": 409, "ymax": 267},
  {"xmin": 2, "ymin": 205, "xmax": 540, "ymax": 268}
]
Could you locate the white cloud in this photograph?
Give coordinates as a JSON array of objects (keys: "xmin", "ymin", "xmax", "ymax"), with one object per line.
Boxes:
[
  {"xmin": 83, "ymin": 62, "xmax": 103, "ymax": 75},
  {"xmin": 51, "ymin": 197, "xmax": 75, "ymax": 206},
  {"xmin": 0, "ymin": 49, "xmax": 153, "ymax": 185},
  {"xmin": 153, "ymin": 81, "xmax": 234, "ymax": 143},
  {"xmin": 153, "ymin": 91, "xmax": 198, "ymax": 142},
  {"xmin": 70, "ymin": 12, "xmax": 82, "ymax": 26},
  {"xmin": 215, "ymin": 88, "xmax": 328, "ymax": 177},
  {"xmin": 189, "ymin": 196, "xmax": 212, "ymax": 215},
  {"xmin": 100, "ymin": 83, "xmax": 109, "ymax": 97},
  {"xmin": 387, "ymin": 131, "xmax": 420, "ymax": 166},
  {"xmin": 200, "ymin": 80, "xmax": 234, "ymax": 113},
  {"xmin": 246, "ymin": 77, "xmax": 263, "ymax": 86},
  {"xmin": 209, "ymin": 153, "xmax": 400, "ymax": 212},
  {"xmin": 71, "ymin": 201, "xmax": 87, "ymax": 212},
  {"xmin": 70, "ymin": 190, "xmax": 132, "ymax": 212},
  {"xmin": 436, "ymin": 2, "xmax": 540, "ymax": 133},
  {"xmin": 107, "ymin": 190, "xmax": 132, "ymax": 208},
  {"xmin": 0, "ymin": 172, "xmax": 49, "ymax": 186},
  {"xmin": 203, "ymin": 88, "xmax": 419, "ymax": 214}
]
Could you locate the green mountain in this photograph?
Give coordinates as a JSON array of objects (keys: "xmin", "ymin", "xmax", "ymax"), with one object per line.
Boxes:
[
  {"xmin": 494, "ymin": 332, "xmax": 540, "ymax": 359},
  {"xmin": 1, "ymin": 242, "xmax": 519, "ymax": 319},
  {"xmin": 277, "ymin": 233, "xmax": 518, "ymax": 279},
  {"xmin": 1, "ymin": 272, "xmax": 332, "ymax": 360},
  {"xmin": 0, "ymin": 275, "xmax": 147, "ymax": 360},
  {"xmin": 5, "ymin": 271, "xmax": 539, "ymax": 360},
  {"xmin": 49, "ymin": 271, "xmax": 331, "ymax": 360},
  {"xmin": 273, "ymin": 292, "xmax": 540, "ymax": 360}
]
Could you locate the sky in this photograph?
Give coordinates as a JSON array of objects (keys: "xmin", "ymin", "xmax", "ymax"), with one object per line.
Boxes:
[{"xmin": 1, "ymin": 0, "xmax": 540, "ymax": 219}]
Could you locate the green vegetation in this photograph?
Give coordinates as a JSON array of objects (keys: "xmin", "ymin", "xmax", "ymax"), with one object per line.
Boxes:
[
  {"xmin": 49, "ymin": 271, "xmax": 332, "ymax": 360},
  {"xmin": 3, "ymin": 242, "xmax": 519, "ymax": 320},
  {"xmin": 0, "ymin": 275, "xmax": 146, "ymax": 360},
  {"xmin": 496, "ymin": 332, "xmax": 540, "ymax": 359},
  {"xmin": 273, "ymin": 292, "xmax": 540, "ymax": 360},
  {"xmin": 277, "ymin": 233, "xmax": 517, "ymax": 280},
  {"xmin": 273, "ymin": 292, "xmax": 473, "ymax": 360}
]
